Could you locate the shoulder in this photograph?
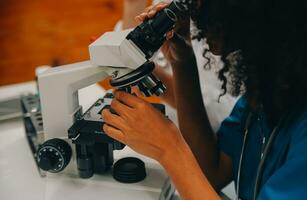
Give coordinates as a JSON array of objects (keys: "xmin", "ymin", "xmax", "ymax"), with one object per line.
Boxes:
[
  {"xmin": 217, "ymin": 96, "xmax": 249, "ymax": 156},
  {"xmin": 218, "ymin": 96, "xmax": 248, "ymax": 130}
]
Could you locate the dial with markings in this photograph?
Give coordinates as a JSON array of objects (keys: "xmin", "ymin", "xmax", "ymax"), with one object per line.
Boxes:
[{"xmin": 36, "ymin": 138, "xmax": 72, "ymax": 173}]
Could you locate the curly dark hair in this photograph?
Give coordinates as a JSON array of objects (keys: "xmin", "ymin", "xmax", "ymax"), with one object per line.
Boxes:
[{"xmin": 190, "ymin": 0, "xmax": 307, "ymax": 124}]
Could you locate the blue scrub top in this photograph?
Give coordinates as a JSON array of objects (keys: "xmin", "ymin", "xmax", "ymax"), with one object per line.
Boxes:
[{"xmin": 217, "ymin": 97, "xmax": 307, "ymax": 200}]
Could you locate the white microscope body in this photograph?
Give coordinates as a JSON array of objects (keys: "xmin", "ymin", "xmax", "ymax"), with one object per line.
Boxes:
[
  {"xmin": 35, "ymin": 0, "xmax": 190, "ymax": 176},
  {"xmin": 37, "ymin": 29, "xmax": 154, "ymax": 175},
  {"xmin": 38, "ymin": 29, "xmax": 146, "ymax": 143}
]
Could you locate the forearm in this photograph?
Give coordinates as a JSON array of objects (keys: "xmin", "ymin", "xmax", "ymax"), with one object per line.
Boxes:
[
  {"xmin": 170, "ymin": 51, "xmax": 223, "ymax": 189},
  {"xmin": 160, "ymin": 141, "xmax": 220, "ymax": 200}
]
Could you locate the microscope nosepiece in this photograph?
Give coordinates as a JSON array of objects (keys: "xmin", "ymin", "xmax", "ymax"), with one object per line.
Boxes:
[
  {"xmin": 137, "ymin": 74, "xmax": 166, "ymax": 97},
  {"xmin": 110, "ymin": 62, "xmax": 166, "ymax": 97}
]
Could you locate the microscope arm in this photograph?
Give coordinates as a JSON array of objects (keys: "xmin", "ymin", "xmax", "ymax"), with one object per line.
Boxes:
[{"xmin": 38, "ymin": 61, "xmax": 132, "ymax": 140}]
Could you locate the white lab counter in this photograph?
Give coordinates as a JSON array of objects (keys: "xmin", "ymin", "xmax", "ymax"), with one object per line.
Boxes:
[
  {"xmin": 0, "ymin": 81, "xmax": 168, "ymax": 200},
  {"xmin": 0, "ymin": 81, "xmax": 235, "ymax": 200}
]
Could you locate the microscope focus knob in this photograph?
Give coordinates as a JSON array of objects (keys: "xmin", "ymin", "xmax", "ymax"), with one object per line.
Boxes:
[{"xmin": 37, "ymin": 138, "xmax": 72, "ymax": 173}]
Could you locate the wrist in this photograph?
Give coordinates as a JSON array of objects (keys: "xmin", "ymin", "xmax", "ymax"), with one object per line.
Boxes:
[
  {"xmin": 157, "ymin": 131, "xmax": 221, "ymax": 200},
  {"xmin": 159, "ymin": 137, "xmax": 192, "ymax": 169}
]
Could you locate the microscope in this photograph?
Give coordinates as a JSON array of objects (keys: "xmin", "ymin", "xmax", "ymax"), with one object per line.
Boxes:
[{"xmin": 21, "ymin": 0, "xmax": 192, "ymax": 179}]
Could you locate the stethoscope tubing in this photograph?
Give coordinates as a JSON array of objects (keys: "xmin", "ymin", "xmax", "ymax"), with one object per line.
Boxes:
[{"xmin": 236, "ymin": 112, "xmax": 286, "ymax": 200}]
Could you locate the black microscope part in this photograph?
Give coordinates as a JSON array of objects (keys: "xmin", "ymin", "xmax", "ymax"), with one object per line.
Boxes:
[
  {"xmin": 110, "ymin": 62, "xmax": 166, "ymax": 97},
  {"xmin": 68, "ymin": 93, "xmax": 166, "ymax": 178},
  {"xmin": 112, "ymin": 1, "xmax": 192, "ymax": 96},
  {"xmin": 126, "ymin": 1, "xmax": 190, "ymax": 59},
  {"xmin": 77, "ymin": 154, "xmax": 94, "ymax": 178},
  {"xmin": 112, "ymin": 157, "xmax": 146, "ymax": 183},
  {"xmin": 110, "ymin": 62, "xmax": 155, "ymax": 88},
  {"xmin": 36, "ymin": 138, "xmax": 72, "ymax": 173},
  {"xmin": 76, "ymin": 143, "xmax": 116, "ymax": 178}
]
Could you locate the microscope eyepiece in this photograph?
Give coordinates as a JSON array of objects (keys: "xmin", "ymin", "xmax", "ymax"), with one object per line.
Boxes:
[
  {"xmin": 126, "ymin": 0, "xmax": 192, "ymax": 60},
  {"xmin": 110, "ymin": 0, "xmax": 193, "ymax": 97}
]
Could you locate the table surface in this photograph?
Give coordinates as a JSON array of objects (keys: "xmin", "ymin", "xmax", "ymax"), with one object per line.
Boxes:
[
  {"xmin": 0, "ymin": 81, "xmax": 169, "ymax": 200},
  {"xmin": 0, "ymin": 81, "xmax": 236, "ymax": 200}
]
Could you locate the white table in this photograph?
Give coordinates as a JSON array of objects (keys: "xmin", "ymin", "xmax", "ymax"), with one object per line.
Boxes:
[
  {"xmin": 0, "ymin": 81, "xmax": 236, "ymax": 200},
  {"xmin": 0, "ymin": 82, "xmax": 169, "ymax": 200}
]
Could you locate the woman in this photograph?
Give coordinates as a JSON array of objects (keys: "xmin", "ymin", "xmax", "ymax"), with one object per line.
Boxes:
[
  {"xmin": 102, "ymin": 0, "xmax": 307, "ymax": 199},
  {"xmin": 118, "ymin": 0, "xmax": 237, "ymax": 132}
]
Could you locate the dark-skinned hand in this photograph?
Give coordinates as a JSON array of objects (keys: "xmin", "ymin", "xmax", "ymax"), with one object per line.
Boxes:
[{"xmin": 102, "ymin": 91, "xmax": 186, "ymax": 162}]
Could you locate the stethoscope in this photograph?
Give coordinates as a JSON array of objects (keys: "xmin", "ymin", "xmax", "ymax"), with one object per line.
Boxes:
[{"xmin": 236, "ymin": 111, "xmax": 287, "ymax": 200}]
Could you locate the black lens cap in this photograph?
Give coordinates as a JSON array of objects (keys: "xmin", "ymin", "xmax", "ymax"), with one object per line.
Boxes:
[{"xmin": 112, "ymin": 157, "xmax": 146, "ymax": 183}]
